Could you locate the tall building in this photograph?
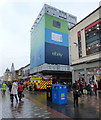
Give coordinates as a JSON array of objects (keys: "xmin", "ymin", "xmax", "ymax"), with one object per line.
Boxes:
[
  {"xmin": 70, "ymin": 6, "xmax": 101, "ymax": 89},
  {"xmin": 30, "ymin": 4, "xmax": 77, "ymax": 82},
  {"xmin": 11, "ymin": 63, "xmax": 15, "ymax": 80}
]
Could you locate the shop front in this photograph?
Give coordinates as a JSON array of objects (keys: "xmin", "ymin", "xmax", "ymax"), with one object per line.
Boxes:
[{"xmin": 72, "ymin": 62, "xmax": 101, "ymax": 89}]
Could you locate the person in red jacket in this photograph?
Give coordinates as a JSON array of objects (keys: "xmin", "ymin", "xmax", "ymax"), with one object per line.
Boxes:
[
  {"xmin": 18, "ymin": 82, "xmax": 23, "ymax": 101},
  {"xmin": 93, "ymin": 82, "xmax": 97, "ymax": 96}
]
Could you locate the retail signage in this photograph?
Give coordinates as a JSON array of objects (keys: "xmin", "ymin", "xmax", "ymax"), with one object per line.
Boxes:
[
  {"xmin": 45, "ymin": 43, "xmax": 69, "ymax": 65},
  {"xmin": 52, "ymin": 51, "xmax": 63, "ymax": 57},
  {"xmin": 85, "ymin": 18, "xmax": 101, "ymax": 31}
]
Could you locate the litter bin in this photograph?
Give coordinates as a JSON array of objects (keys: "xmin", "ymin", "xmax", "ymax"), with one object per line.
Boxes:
[
  {"xmin": 52, "ymin": 84, "xmax": 67, "ymax": 105},
  {"xmin": 47, "ymin": 84, "xmax": 52, "ymax": 101}
]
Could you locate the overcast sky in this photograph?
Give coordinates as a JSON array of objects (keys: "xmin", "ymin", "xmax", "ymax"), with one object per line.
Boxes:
[{"xmin": 0, "ymin": 0, "xmax": 100, "ymax": 76}]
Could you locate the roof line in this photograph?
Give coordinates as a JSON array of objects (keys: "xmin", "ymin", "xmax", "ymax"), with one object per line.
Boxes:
[{"xmin": 70, "ymin": 6, "xmax": 101, "ymax": 30}]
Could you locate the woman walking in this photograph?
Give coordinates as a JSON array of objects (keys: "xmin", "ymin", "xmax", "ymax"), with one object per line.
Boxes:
[{"xmin": 11, "ymin": 82, "xmax": 18, "ymax": 103}]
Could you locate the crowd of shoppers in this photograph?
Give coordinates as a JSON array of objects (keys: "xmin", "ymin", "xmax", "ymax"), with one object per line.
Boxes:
[
  {"xmin": 8, "ymin": 81, "xmax": 24, "ymax": 104},
  {"xmin": 1, "ymin": 79, "xmax": 98, "ymax": 107},
  {"xmin": 71, "ymin": 80, "xmax": 98, "ymax": 107}
]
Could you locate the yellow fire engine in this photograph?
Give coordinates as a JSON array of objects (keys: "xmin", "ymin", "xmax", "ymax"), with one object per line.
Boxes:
[{"xmin": 30, "ymin": 77, "xmax": 52, "ymax": 90}]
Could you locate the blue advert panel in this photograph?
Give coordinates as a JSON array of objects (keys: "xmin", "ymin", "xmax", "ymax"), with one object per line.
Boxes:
[
  {"xmin": 31, "ymin": 43, "xmax": 45, "ymax": 69},
  {"xmin": 45, "ymin": 28, "xmax": 68, "ymax": 47},
  {"xmin": 45, "ymin": 42, "xmax": 69, "ymax": 65}
]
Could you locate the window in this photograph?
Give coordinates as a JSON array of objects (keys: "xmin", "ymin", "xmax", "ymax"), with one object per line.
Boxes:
[
  {"xmin": 78, "ymin": 31, "xmax": 82, "ymax": 57},
  {"xmin": 53, "ymin": 20, "xmax": 61, "ymax": 28},
  {"xmin": 85, "ymin": 19, "xmax": 101, "ymax": 55}
]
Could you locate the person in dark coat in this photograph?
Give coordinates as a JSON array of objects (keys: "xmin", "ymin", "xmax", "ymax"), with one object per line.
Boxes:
[
  {"xmin": 79, "ymin": 82, "xmax": 84, "ymax": 95},
  {"xmin": 86, "ymin": 83, "xmax": 91, "ymax": 95},
  {"xmin": 72, "ymin": 81, "xmax": 80, "ymax": 107},
  {"xmin": 9, "ymin": 82, "xmax": 13, "ymax": 102}
]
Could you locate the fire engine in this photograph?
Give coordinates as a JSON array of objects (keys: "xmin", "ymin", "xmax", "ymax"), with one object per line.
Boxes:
[{"xmin": 30, "ymin": 76, "xmax": 52, "ymax": 90}]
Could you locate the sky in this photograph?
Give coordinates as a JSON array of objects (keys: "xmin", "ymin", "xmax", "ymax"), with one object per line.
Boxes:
[{"xmin": 0, "ymin": 0, "xmax": 100, "ymax": 76}]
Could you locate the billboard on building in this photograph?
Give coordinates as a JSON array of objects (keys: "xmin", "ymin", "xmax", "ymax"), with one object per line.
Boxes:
[
  {"xmin": 31, "ymin": 43, "xmax": 45, "ymax": 68},
  {"xmin": 45, "ymin": 28, "xmax": 68, "ymax": 47},
  {"xmin": 31, "ymin": 13, "xmax": 69, "ymax": 69},
  {"xmin": 30, "ymin": 15, "xmax": 45, "ymax": 69},
  {"xmin": 45, "ymin": 43, "xmax": 69, "ymax": 65}
]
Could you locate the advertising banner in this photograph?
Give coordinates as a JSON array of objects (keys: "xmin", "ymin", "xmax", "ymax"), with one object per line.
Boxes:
[
  {"xmin": 45, "ymin": 42, "xmax": 69, "ymax": 65},
  {"xmin": 45, "ymin": 14, "xmax": 68, "ymax": 34},
  {"xmin": 45, "ymin": 28, "xmax": 68, "ymax": 47},
  {"xmin": 31, "ymin": 43, "xmax": 45, "ymax": 69}
]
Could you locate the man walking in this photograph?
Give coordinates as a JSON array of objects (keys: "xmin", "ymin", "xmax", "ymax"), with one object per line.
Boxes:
[{"xmin": 72, "ymin": 81, "xmax": 80, "ymax": 107}]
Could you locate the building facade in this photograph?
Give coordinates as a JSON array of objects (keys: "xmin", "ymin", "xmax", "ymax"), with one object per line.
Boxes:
[
  {"xmin": 22, "ymin": 64, "xmax": 30, "ymax": 80},
  {"xmin": 3, "ymin": 68, "xmax": 11, "ymax": 82},
  {"xmin": 70, "ymin": 6, "xmax": 101, "ymax": 88},
  {"xmin": 11, "ymin": 63, "xmax": 15, "ymax": 81},
  {"xmin": 30, "ymin": 4, "xmax": 76, "ymax": 83}
]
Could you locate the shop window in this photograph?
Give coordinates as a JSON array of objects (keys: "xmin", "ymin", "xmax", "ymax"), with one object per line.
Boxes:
[
  {"xmin": 85, "ymin": 19, "xmax": 101, "ymax": 55},
  {"xmin": 53, "ymin": 20, "xmax": 61, "ymax": 28},
  {"xmin": 78, "ymin": 31, "xmax": 82, "ymax": 57}
]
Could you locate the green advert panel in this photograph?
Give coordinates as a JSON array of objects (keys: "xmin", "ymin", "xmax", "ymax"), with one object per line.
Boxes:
[
  {"xmin": 31, "ymin": 15, "xmax": 45, "ymax": 54},
  {"xmin": 45, "ymin": 14, "xmax": 68, "ymax": 34}
]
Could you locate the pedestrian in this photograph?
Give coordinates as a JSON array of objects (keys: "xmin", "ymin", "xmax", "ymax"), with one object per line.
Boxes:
[
  {"xmin": 9, "ymin": 82, "xmax": 13, "ymax": 101},
  {"xmin": 56, "ymin": 81, "xmax": 59, "ymax": 84},
  {"xmin": 16, "ymin": 80, "xmax": 18, "ymax": 86},
  {"xmin": 93, "ymin": 82, "xmax": 97, "ymax": 96},
  {"xmin": 67, "ymin": 83, "xmax": 71, "ymax": 92},
  {"xmin": 11, "ymin": 82, "xmax": 18, "ymax": 103},
  {"xmin": 80, "ymin": 82, "xmax": 84, "ymax": 95},
  {"xmin": 86, "ymin": 83, "xmax": 91, "ymax": 95},
  {"xmin": 63, "ymin": 82, "xmax": 66, "ymax": 85},
  {"xmin": 2, "ymin": 81, "xmax": 7, "ymax": 95},
  {"xmin": 72, "ymin": 81, "xmax": 80, "ymax": 107},
  {"xmin": 91, "ymin": 83, "xmax": 94, "ymax": 95},
  {"xmin": 9, "ymin": 82, "xmax": 12, "ymax": 92},
  {"xmin": 18, "ymin": 82, "xmax": 23, "ymax": 101}
]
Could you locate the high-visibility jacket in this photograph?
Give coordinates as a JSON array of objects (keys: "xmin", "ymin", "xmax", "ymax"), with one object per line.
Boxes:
[{"xmin": 2, "ymin": 83, "xmax": 6, "ymax": 90}]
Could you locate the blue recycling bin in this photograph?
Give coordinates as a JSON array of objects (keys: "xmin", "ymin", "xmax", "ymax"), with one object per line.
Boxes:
[{"xmin": 52, "ymin": 84, "xmax": 67, "ymax": 105}]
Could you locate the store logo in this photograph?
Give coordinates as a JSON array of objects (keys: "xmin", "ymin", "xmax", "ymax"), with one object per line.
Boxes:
[{"xmin": 52, "ymin": 51, "xmax": 63, "ymax": 57}]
